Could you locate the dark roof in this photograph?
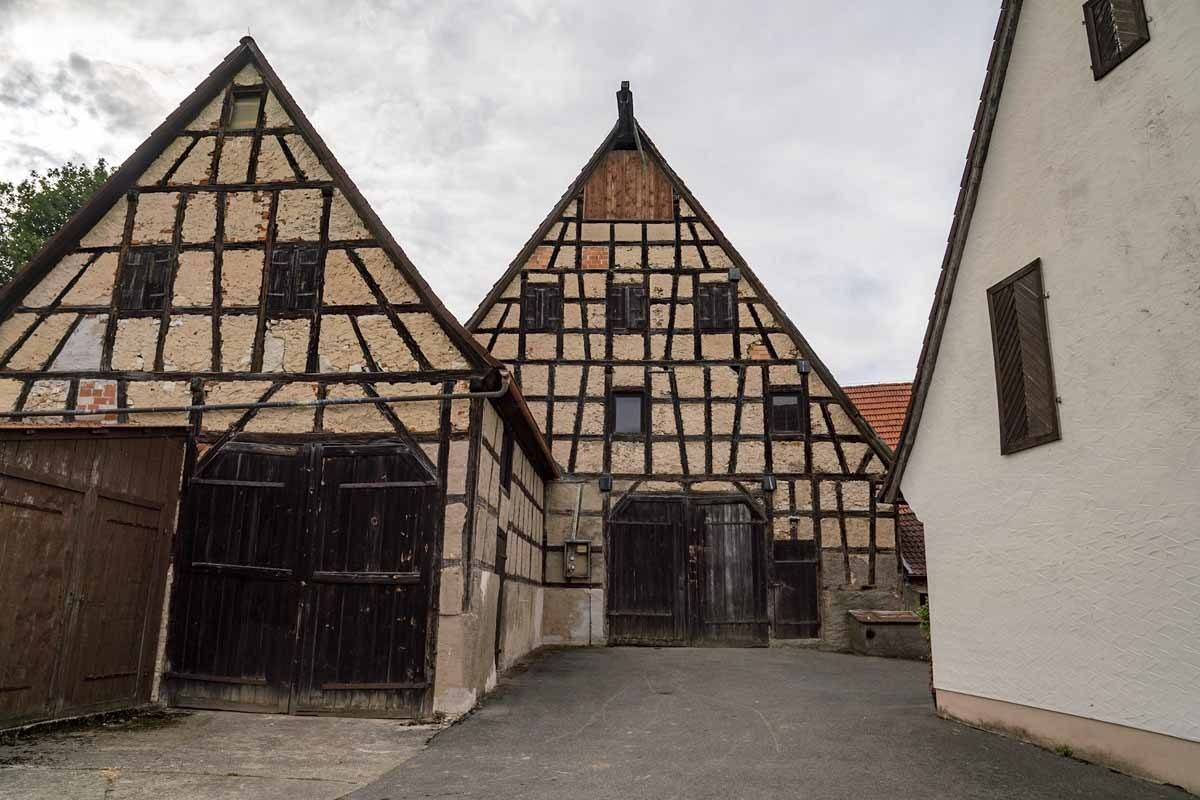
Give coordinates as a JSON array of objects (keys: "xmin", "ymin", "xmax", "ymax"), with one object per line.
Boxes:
[
  {"xmin": 897, "ymin": 504, "xmax": 927, "ymax": 578},
  {"xmin": 881, "ymin": 0, "xmax": 1023, "ymax": 502},
  {"xmin": 843, "ymin": 382, "xmax": 913, "ymax": 451},
  {"xmin": 0, "ymin": 37, "xmax": 558, "ymax": 479},
  {"xmin": 466, "ymin": 85, "xmax": 895, "ymax": 466}
]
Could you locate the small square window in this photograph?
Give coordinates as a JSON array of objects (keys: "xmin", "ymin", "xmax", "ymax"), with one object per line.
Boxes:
[
  {"xmin": 770, "ymin": 390, "xmax": 804, "ymax": 433},
  {"xmin": 228, "ymin": 92, "xmax": 263, "ymax": 129},
  {"xmin": 522, "ymin": 284, "xmax": 563, "ymax": 332},
  {"xmin": 118, "ymin": 247, "xmax": 173, "ymax": 311},
  {"xmin": 696, "ymin": 283, "xmax": 735, "ymax": 332},
  {"xmin": 266, "ymin": 245, "xmax": 321, "ymax": 311},
  {"xmin": 610, "ymin": 391, "xmax": 646, "ymax": 436}
]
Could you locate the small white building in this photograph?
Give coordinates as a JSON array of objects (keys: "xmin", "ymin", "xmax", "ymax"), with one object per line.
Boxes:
[{"xmin": 882, "ymin": 0, "xmax": 1200, "ymax": 792}]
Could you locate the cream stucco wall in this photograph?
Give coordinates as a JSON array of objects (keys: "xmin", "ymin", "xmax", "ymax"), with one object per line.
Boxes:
[{"xmin": 903, "ymin": 0, "xmax": 1200, "ymax": 745}]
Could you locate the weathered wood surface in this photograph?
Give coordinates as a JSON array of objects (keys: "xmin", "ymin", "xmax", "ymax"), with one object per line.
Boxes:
[{"xmin": 0, "ymin": 428, "xmax": 186, "ymax": 729}]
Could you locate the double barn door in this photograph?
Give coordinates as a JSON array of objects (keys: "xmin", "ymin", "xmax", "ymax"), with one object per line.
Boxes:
[
  {"xmin": 166, "ymin": 440, "xmax": 439, "ymax": 717},
  {"xmin": 607, "ymin": 496, "xmax": 769, "ymax": 646}
]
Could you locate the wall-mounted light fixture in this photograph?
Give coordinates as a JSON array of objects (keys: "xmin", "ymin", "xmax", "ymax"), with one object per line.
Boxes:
[
  {"xmin": 598, "ymin": 473, "xmax": 613, "ymax": 493},
  {"xmin": 796, "ymin": 358, "xmax": 811, "ymax": 375},
  {"xmin": 728, "ymin": 267, "xmax": 741, "ymax": 283},
  {"xmin": 761, "ymin": 474, "xmax": 778, "ymax": 492}
]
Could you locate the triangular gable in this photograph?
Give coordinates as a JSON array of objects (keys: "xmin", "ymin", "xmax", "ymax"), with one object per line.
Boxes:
[
  {"xmin": 0, "ymin": 37, "xmax": 491, "ymax": 378},
  {"xmin": 0, "ymin": 37, "xmax": 555, "ymax": 476},
  {"xmin": 467, "ymin": 85, "xmax": 894, "ymax": 471}
]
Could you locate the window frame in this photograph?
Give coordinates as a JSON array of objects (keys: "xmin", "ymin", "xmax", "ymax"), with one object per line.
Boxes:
[
  {"xmin": 696, "ymin": 283, "xmax": 735, "ymax": 332},
  {"xmin": 1083, "ymin": 0, "xmax": 1150, "ymax": 81},
  {"xmin": 986, "ymin": 258, "xmax": 1061, "ymax": 455},
  {"xmin": 227, "ymin": 87, "xmax": 266, "ymax": 130},
  {"xmin": 117, "ymin": 246, "xmax": 174, "ymax": 311},
  {"xmin": 521, "ymin": 283, "xmax": 563, "ymax": 332},
  {"xmin": 768, "ymin": 386, "xmax": 806, "ymax": 437},
  {"xmin": 266, "ymin": 244, "xmax": 322, "ymax": 312},
  {"xmin": 608, "ymin": 389, "xmax": 647, "ymax": 439}
]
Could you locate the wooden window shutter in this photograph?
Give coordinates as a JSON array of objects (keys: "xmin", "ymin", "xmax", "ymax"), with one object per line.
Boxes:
[
  {"xmin": 987, "ymin": 259, "xmax": 1060, "ymax": 454},
  {"xmin": 522, "ymin": 284, "xmax": 540, "ymax": 329},
  {"xmin": 292, "ymin": 246, "xmax": 321, "ymax": 310},
  {"xmin": 628, "ymin": 287, "xmax": 647, "ymax": 330},
  {"xmin": 266, "ymin": 249, "xmax": 294, "ymax": 311},
  {"xmin": 607, "ymin": 284, "xmax": 626, "ymax": 329},
  {"xmin": 1084, "ymin": 0, "xmax": 1150, "ymax": 80},
  {"xmin": 545, "ymin": 286, "xmax": 563, "ymax": 329}
]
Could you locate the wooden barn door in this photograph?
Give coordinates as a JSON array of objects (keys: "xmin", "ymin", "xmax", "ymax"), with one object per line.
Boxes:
[
  {"xmin": 291, "ymin": 443, "xmax": 438, "ymax": 716},
  {"xmin": 167, "ymin": 439, "xmax": 439, "ymax": 717},
  {"xmin": 167, "ymin": 442, "xmax": 305, "ymax": 712},
  {"xmin": 0, "ymin": 429, "xmax": 186, "ymax": 730},
  {"xmin": 606, "ymin": 496, "xmax": 767, "ymax": 647},
  {"xmin": 606, "ymin": 498, "xmax": 689, "ymax": 645},
  {"xmin": 694, "ymin": 501, "xmax": 769, "ymax": 645}
]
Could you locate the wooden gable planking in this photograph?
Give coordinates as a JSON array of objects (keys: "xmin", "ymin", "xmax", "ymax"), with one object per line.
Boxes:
[{"xmin": 582, "ymin": 151, "xmax": 673, "ymax": 221}]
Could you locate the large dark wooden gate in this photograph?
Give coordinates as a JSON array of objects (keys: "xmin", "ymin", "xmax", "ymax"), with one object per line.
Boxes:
[
  {"xmin": 0, "ymin": 427, "xmax": 187, "ymax": 730},
  {"xmin": 606, "ymin": 496, "xmax": 768, "ymax": 646},
  {"xmin": 166, "ymin": 439, "xmax": 440, "ymax": 718}
]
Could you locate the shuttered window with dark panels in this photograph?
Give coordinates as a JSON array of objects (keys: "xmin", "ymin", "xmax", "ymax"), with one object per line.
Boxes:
[
  {"xmin": 987, "ymin": 259, "xmax": 1061, "ymax": 454},
  {"xmin": 696, "ymin": 283, "xmax": 735, "ymax": 332},
  {"xmin": 1084, "ymin": 0, "xmax": 1150, "ymax": 80},
  {"xmin": 607, "ymin": 284, "xmax": 647, "ymax": 331},
  {"xmin": 522, "ymin": 284, "xmax": 563, "ymax": 332},
  {"xmin": 266, "ymin": 245, "xmax": 321, "ymax": 311},
  {"xmin": 118, "ymin": 247, "xmax": 173, "ymax": 311}
]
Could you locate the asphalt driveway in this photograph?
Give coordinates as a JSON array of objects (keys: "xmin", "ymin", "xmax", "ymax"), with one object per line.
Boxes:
[{"xmin": 351, "ymin": 647, "xmax": 1186, "ymax": 800}]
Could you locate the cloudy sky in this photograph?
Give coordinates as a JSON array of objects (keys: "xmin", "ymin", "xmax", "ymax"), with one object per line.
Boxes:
[{"xmin": 0, "ymin": 0, "xmax": 999, "ymax": 385}]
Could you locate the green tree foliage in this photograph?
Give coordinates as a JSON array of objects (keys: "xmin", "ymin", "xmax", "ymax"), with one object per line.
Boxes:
[{"xmin": 0, "ymin": 160, "xmax": 115, "ymax": 285}]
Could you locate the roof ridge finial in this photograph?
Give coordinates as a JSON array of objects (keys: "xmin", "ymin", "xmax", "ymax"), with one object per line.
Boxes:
[{"xmin": 616, "ymin": 80, "xmax": 633, "ymax": 127}]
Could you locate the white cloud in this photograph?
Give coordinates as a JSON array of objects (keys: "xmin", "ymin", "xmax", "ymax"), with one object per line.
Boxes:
[{"xmin": 0, "ymin": 0, "xmax": 1000, "ymax": 385}]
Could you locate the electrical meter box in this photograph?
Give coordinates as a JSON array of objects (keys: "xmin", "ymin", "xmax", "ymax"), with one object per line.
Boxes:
[{"xmin": 562, "ymin": 539, "xmax": 591, "ymax": 580}]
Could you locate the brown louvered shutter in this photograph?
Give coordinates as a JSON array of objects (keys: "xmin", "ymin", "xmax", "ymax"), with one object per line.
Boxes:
[
  {"xmin": 697, "ymin": 284, "xmax": 734, "ymax": 332},
  {"xmin": 292, "ymin": 246, "xmax": 321, "ymax": 310},
  {"xmin": 522, "ymin": 284, "xmax": 540, "ymax": 329},
  {"xmin": 1084, "ymin": 0, "xmax": 1150, "ymax": 80},
  {"xmin": 987, "ymin": 260, "xmax": 1060, "ymax": 454}
]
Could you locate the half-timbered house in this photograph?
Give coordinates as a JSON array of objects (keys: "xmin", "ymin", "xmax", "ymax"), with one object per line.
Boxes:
[
  {"xmin": 469, "ymin": 83, "xmax": 906, "ymax": 649},
  {"xmin": 0, "ymin": 37, "xmax": 556, "ymax": 726}
]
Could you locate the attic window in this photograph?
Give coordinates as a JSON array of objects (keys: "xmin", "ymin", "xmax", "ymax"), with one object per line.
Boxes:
[
  {"xmin": 522, "ymin": 284, "xmax": 562, "ymax": 332},
  {"xmin": 118, "ymin": 247, "xmax": 173, "ymax": 311},
  {"xmin": 266, "ymin": 245, "xmax": 321, "ymax": 311},
  {"xmin": 607, "ymin": 284, "xmax": 647, "ymax": 331},
  {"xmin": 696, "ymin": 284, "xmax": 735, "ymax": 332},
  {"xmin": 1084, "ymin": 0, "xmax": 1150, "ymax": 80},
  {"xmin": 987, "ymin": 259, "xmax": 1060, "ymax": 455},
  {"xmin": 228, "ymin": 91, "xmax": 263, "ymax": 129}
]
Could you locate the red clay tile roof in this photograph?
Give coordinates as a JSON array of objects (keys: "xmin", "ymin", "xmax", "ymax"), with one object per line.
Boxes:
[
  {"xmin": 842, "ymin": 382, "xmax": 913, "ymax": 451},
  {"xmin": 897, "ymin": 504, "xmax": 927, "ymax": 578}
]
